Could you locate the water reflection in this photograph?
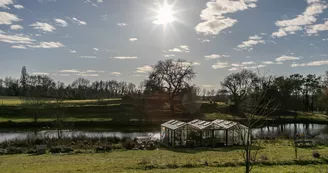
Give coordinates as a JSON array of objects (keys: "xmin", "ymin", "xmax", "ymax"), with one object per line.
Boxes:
[{"xmin": 1, "ymin": 123, "xmax": 328, "ymax": 143}]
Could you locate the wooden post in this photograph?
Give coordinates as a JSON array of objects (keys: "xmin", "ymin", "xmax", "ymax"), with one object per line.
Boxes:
[
  {"xmin": 173, "ymin": 130, "xmax": 175, "ymax": 147},
  {"xmin": 225, "ymin": 129, "xmax": 228, "ymax": 146}
]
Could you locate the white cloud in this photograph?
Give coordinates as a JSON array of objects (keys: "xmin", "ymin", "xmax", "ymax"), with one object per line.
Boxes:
[
  {"xmin": 201, "ymin": 39, "xmax": 210, "ymax": 43},
  {"xmin": 71, "ymin": 17, "xmax": 87, "ymax": 25},
  {"xmin": 0, "ymin": 33, "xmax": 35, "ymax": 44},
  {"xmin": 77, "ymin": 73, "xmax": 99, "ymax": 77},
  {"xmin": 242, "ymin": 61, "xmax": 256, "ymax": 65},
  {"xmin": 80, "ymin": 56, "xmax": 97, "ymax": 59},
  {"xmin": 178, "ymin": 61, "xmax": 201, "ymax": 66},
  {"xmin": 11, "ymin": 45, "xmax": 26, "ymax": 49},
  {"xmin": 83, "ymin": 70, "xmax": 104, "ymax": 73},
  {"xmin": 54, "ymin": 18, "xmax": 68, "ymax": 27},
  {"xmin": 195, "ymin": 0, "xmax": 257, "ymax": 35},
  {"xmin": 59, "ymin": 69, "xmax": 80, "ymax": 73},
  {"xmin": 129, "ymin": 38, "xmax": 138, "ymax": 42},
  {"xmin": 32, "ymin": 72, "xmax": 49, "ymax": 75},
  {"xmin": 228, "ymin": 67, "xmax": 238, "ymax": 71},
  {"xmin": 110, "ymin": 72, "xmax": 121, "ymax": 76},
  {"xmin": 212, "ymin": 62, "xmax": 229, "ymax": 69},
  {"xmin": 248, "ymin": 35, "xmax": 261, "ymax": 40},
  {"xmin": 30, "ymin": 22, "xmax": 56, "ymax": 32},
  {"xmin": 136, "ymin": 65, "xmax": 153, "ymax": 73},
  {"xmin": 168, "ymin": 45, "xmax": 189, "ymax": 53},
  {"xmin": 168, "ymin": 48, "xmax": 182, "ymax": 52},
  {"xmin": 113, "ymin": 56, "xmax": 137, "ymax": 60},
  {"xmin": 231, "ymin": 64, "xmax": 241, "ymax": 67},
  {"xmin": 272, "ymin": 0, "xmax": 328, "ymax": 37},
  {"xmin": 13, "ymin": 4, "xmax": 24, "ymax": 9},
  {"xmin": 0, "ymin": 0, "xmax": 14, "ymax": 9},
  {"xmin": 276, "ymin": 55, "xmax": 300, "ymax": 62},
  {"xmin": 291, "ymin": 60, "xmax": 328, "ymax": 67},
  {"xmin": 0, "ymin": 12, "xmax": 21, "ymax": 25},
  {"xmin": 93, "ymin": 48, "xmax": 99, "ymax": 51},
  {"xmin": 257, "ymin": 64, "xmax": 266, "ymax": 68},
  {"xmin": 195, "ymin": 17, "xmax": 237, "ymax": 35},
  {"xmin": 10, "ymin": 24, "xmax": 23, "ymax": 30},
  {"xmin": 180, "ymin": 45, "xmax": 189, "ymax": 52},
  {"xmin": 306, "ymin": 20, "xmax": 328, "ymax": 35},
  {"xmin": 237, "ymin": 35, "xmax": 265, "ymax": 50},
  {"xmin": 204, "ymin": 54, "xmax": 229, "ymax": 60},
  {"xmin": 163, "ymin": 54, "xmax": 175, "ymax": 57},
  {"xmin": 28, "ymin": 42, "xmax": 64, "ymax": 48},
  {"xmin": 70, "ymin": 50, "xmax": 77, "ymax": 53},
  {"xmin": 117, "ymin": 23, "xmax": 127, "ymax": 26},
  {"xmin": 262, "ymin": 61, "xmax": 274, "ymax": 64}
]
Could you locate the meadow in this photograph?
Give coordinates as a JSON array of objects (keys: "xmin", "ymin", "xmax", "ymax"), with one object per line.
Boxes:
[{"xmin": 1, "ymin": 140, "xmax": 328, "ymax": 173}]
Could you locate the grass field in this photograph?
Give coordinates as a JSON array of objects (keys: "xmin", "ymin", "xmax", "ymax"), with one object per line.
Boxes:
[
  {"xmin": 0, "ymin": 96, "xmax": 121, "ymax": 106},
  {"xmin": 1, "ymin": 141, "xmax": 328, "ymax": 173}
]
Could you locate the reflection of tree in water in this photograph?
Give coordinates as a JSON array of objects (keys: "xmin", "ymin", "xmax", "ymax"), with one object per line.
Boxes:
[{"xmin": 253, "ymin": 123, "xmax": 328, "ymax": 139}]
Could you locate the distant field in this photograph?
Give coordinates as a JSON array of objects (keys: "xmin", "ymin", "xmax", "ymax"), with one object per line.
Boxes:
[{"xmin": 0, "ymin": 96, "xmax": 121, "ymax": 106}]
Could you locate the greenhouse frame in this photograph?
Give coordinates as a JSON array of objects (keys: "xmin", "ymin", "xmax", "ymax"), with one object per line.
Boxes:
[{"xmin": 160, "ymin": 119, "xmax": 248, "ymax": 147}]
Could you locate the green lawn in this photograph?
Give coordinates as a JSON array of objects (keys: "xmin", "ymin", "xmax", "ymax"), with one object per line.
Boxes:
[{"xmin": 1, "ymin": 141, "xmax": 328, "ymax": 173}]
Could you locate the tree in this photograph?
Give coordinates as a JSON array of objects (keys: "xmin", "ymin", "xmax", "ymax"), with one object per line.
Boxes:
[
  {"xmin": 20, "ymin": 66, "xmax": 28, "ymax": 96},
  {"xmin": 221, "ymin": 69, "xmax": 258, "ymax": 108},
  {"xmin": 235, "ymin": 88, "xmax": 277, "ymax": 173},
  {"xmin": 145, "ymin": 59, "xmax": 196, "ymax": 113},
  {"xmin": 302, "ymin": 74, "xmax": 321, "ymax": 112}
]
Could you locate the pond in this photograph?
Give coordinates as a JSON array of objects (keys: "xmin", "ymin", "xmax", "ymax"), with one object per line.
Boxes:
[{"xmin": 1, "ymin": 123, "xmax": 328, "ymax": 143}]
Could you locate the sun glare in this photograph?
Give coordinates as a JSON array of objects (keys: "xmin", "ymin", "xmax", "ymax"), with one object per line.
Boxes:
[{"xmin": 153, "ymin": 4, "xmax": 176, "ymax": 25}]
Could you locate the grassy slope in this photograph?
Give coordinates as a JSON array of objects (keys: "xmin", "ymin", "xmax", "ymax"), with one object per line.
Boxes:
[
  {"xmin": 1, "ymin": 96, "xmax": 328, "ymax": 124},
  {"xmin": 1, "ymin": 141, "xmax": 328, "ymax": 173}
]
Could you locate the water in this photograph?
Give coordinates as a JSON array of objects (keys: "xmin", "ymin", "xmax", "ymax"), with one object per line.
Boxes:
[{"xmin": 1, "ymin": 123, "xmax": 328, "ymax": 143}]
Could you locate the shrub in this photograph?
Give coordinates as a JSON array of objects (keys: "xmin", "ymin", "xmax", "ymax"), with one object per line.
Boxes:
[
  {"xmin": 50, "ymin": 146, "xmax": 62, "ymax": 153},
  {"xmin": 95, "ymin": 145, "xmax": 112, "ymax": 153},
  {"xmin": 122, "ymin": 140, "xmax": 135, "ymax": 150},
  {"xmin": 112, "ymin": 143, "xmax": 123, "ymax": 150},
  {"xmin": 6, "ymin": 147, "xmax": 24, "ymax": 154},
  {"xmin": 312, "ymin": 151, "xmax": 320, "ymax": 158},
  {"xmin": 27, "ymin": 149, "xmax": 37, "ymax": 154},
  {"xmin": 61, "ymin": 146, "xmax": 74, "ymax": 153}
]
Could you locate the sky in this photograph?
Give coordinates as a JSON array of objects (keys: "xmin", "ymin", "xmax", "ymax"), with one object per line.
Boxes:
[{"xmin": 0, "ymin": 0, "xmax": 328, "ymax": 89}]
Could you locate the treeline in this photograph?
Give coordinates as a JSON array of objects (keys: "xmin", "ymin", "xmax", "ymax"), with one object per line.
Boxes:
[
  {"xmin": 1, "ymin": 63, "xmax": 328, "ymax": 113},
  {"xmin": 218, "ymin": 70, "xmax": 328, "ymax": 113},
  {"xmin": 0, "ymin": 66, "xmax": 140, "ymax": 99}
]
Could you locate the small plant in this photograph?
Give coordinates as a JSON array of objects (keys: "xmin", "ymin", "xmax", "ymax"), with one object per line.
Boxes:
[
  {"xmin": 260, "ymin": 155, "xmax": 269, "ymax": 161},
  {"xmin": 312, "ymin": 151, "xmax": 320, "ymax": 158}
]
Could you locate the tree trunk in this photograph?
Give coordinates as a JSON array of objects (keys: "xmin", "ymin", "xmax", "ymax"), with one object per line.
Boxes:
[
  {"xmin": 245, "ymin": 148, "xmax": 251, "ymax": 173},
  {"xmin": 170, "ymin": 98, "xmax": 175, "ymax": 115}
]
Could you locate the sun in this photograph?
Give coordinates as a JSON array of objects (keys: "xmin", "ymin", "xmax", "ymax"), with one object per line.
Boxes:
[{"xmin": 153, "ymin": 3, "xmax": 176, "ymax": 25}]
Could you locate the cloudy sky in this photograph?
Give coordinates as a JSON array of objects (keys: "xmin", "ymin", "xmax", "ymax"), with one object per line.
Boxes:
[{"xmin": 0, "ymin": 0, "xmax": 328, "ymax": 89}]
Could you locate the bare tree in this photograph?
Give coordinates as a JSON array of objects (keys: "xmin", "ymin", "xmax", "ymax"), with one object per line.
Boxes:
[
  {"xmin": 145, "ymin": 59, "xmax": 196, "ymax": 114},
  {"xmin": 234, "ymin": 88, "xmax": 277, "ymax": 173},
  {"xmin": 221, "ymin": 69, "xmax": 258, "ymax": 108}
]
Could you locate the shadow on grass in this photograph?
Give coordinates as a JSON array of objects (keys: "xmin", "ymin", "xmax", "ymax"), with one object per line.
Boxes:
[{"xmin": 162, "ymin": 145, "xmax": 265, "ymax": 154}]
